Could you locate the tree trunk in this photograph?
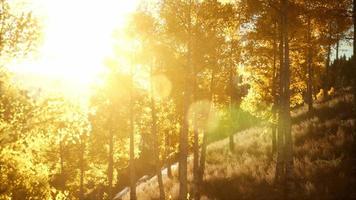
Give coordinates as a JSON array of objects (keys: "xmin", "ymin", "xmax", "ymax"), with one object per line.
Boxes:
[
  {"xmin": 275, "ymin": 2, "xmax": 285, "ymax": 184},
  {"xmin": 272, "ymin": 125, "xmax": 277, "ymax": 154},
  {"xmin": 275, "ymin": 1, "xmax": 294, "ymax": 196},
  {"xmin": 229, "ymin": 40, "xmax": 235, "ymax": 153},
  {"xmin": 193, "ymin": 120, "xmax": 200, "ymax": 199},
  {"xmin": 336, "ymin": 34, "xmax": 340, "ymax": 61},
  {"xmin": 271, "ymin": 22, "xmax": 278, "ymax": 155},
  {"xmin": 353, "ymin": 0, "xmax": 356, "ymax": 114},
  {"xmin": 354, "ymin": 0, "xmax": 356, "ymax": 56},
  {"xmin": 178, "ymin": 1, "xmax": 192, "ymax": 198},
  {"xmin": 228, "ymin": 135, "xmax": 234, "ymax": 152},
  {"xmin": 150, "ymin": 65, "xmax": 165, "ymax": 200},
  {"xmin": 165, "ymin": 132, "xmax": 173, "ymax": 178},
  {"xmin": 197, "ymin": 68, "xmax": 216, "ymax": 200},
  {"xmin": 59, "ymin": 138, "xmax": 64, "ymax": 175},
  {"xmin": 79, "ymin": 139, "xmax": 85, "ymax": 200},
  {"xmin": 307, "ymin": 16, "xmax": 314, "ymax": 114},
  {"xmin": 108, "ymin": 130, "xmax": 114, "ymax": 200},
  {"xmin": 197, "ymin": 128, "xmax": 207, "ymax": 199},
  {"xmin": 282, "ymin": 0, "xmax": 294, "ymax": 195},
  {"xmin": 193, "ymin": 56, "xmax": 200, "ymax": 200},
  {"xmin": 129, "ymin": 67, "xmax": 137, "ymax": 200},
  {"xmin": 178, "ymin": 79, "xmax": 189, "ymax": 200},
  {"xmin": 325, "ymin": 22, "xmax": 332, "ymax": 97},
  {"xmin": 326, "ymin": 43, "xmax": 331, "ymax": 86},
  {"xmin": 167, "ymin": 159, "xmax": 172, "ymax": 178}
]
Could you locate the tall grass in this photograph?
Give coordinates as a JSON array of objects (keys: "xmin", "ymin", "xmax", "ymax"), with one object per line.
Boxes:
[{"xmin": 117, "ymin": 92, "xmax": 356, "ymax": 200}]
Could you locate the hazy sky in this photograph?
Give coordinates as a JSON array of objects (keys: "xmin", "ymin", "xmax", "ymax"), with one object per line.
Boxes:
[
  {"xmin": 7, "ymin": 0, "xmax": 355, "ymax": 98},
  {"xmin": 9, "ymin": 0, "xmax": 140, "ymax": 95}
]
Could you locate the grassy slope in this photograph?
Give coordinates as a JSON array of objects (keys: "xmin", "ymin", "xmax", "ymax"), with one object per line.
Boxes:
[{"xmin": 120, "ymin": 93, "xmax": 356, "ymax": 200}]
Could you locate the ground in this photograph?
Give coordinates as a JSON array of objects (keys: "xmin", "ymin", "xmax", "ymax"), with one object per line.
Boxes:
[{"xmin": 118, "ymin": 92, "xmax": 356, "ymax": 200}]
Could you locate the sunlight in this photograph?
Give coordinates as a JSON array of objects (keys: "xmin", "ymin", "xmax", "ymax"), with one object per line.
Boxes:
[
  {"xmin": 152, "ymin": 75, "xmax": 172, "ymax": 99},
  {"xmin": 9, "ymin": 0, "xmax": 141, "ymax": 97},
  {"xmin": 1, "ymin": 0, "xmax": 355, "ymax": 199},
  {"xmin": 188, "ymin": 100, "xmax": 219, "ymax": 132}
]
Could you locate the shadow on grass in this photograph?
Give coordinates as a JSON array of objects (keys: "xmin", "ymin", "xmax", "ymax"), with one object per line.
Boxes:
[
  {"xmin": 201, "ymin": 176, "xmax": 277, "ymax": 200},
  {"xmin": 201, "ymin": 96, "xmax": 356, "ymax": 200}
]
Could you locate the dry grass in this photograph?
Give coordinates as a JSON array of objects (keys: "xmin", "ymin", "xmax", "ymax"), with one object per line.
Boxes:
[
  {"xmin": 291, "ymin": 92, "xmax": 353, "ymax": 119},
  {"xmin": 118, "ymin": 93, "xmax": 356, "ymax": 200}
]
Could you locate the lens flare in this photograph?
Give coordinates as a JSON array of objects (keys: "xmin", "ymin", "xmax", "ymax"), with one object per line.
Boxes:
[
  {"xmin": 188, "ymin": 100, "xmax": 219, "ymax": 132},
  {"xmin": 152, "ymin": 75, "xmax": 172, "ymax": 99}
]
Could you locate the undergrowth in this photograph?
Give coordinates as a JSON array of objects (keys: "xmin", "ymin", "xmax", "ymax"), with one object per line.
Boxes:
[{"xmin": 118, "ymin": 93, "xmax": 356, "ymax": 200}]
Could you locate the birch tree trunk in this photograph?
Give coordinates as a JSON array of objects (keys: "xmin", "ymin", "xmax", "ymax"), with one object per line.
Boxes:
[
  {"xmin": 192, "ymin": 43, "xmax": 200, "ymax": 199},
  {"xmin": 178, "ymin": 1, "xmax": 192, "ymax": 199},
  {"xmin": 325, "ymin": 22, "xmax": 332, "ymax": 99},
  {"xmin": 353, "ymin": 0, "xmax": 356, "ymax": 113},
  {"xmin": 108, "ymin": 129, "xmax": 114, "ymax": 200},
  {"xmin": 59, "ymin": 137, "xmax": 64, "ymax": 176},
  {"xmin": 354, "ymin": 0, "xmax": 356, "ymax": 57},
  {"xmin": 336, "ymin": 34, "xmax": 340, "ymax": 61},
  {"xmin": 193, "ymin": 95, "xmax": 200, "ymax": 199},
  {"xmin": 229, "ymin": 40, "xmax": 235, "ymax": 153},
  {"xmin": 271, "ymin": 22, "xmax": 278, "ymax": 155},
  {"xmin": 307, "ymin": 16, "xmax": 314, "ymax": 114},
  {"xmin": 275, "ymin": 3, "xmax": 285, "ymax": 183},
  {"xmin": 197, "ymin": 68, "xmax": 216, "ymax": 200},
  {"xmin": 282, "ymin": 0, "xmax": 294, "ymax": 195},
  {"xmin": 165, "ymin": 131, "xmax": 173, "ymax": 178},
  {"xmin": 150, "ymin": 64, "xmax": 165, "ymax": 200},
  {"xmin": 79, "ymin": 138, "xmax": 85, "ymax": 200},
  {"xmin": 129, "ymin": 65, "xmax": 137, "ymax": 200},
  {"xmin": 178, "ymin": 70, "xmax": 190, "ymax": 200}
]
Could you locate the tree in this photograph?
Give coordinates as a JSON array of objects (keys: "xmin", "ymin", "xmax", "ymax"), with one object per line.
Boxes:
[
  {"xmin": 240, "ymin": 0, "xmax": 281, "ymax": 156},
  {"xmin": 353, "ymin": 0, "xmax": 356, "ymax": 111},
  {"xmin": 128, "ymin": 60, "xmax": 137, "ymax": 200},
  {"xmin": 275, "ymin": 0, "xmax": 293, "ymax": 196},
  {"xmin": 127, "ymin": 10, "xmax": 168, "ymax": 199},
  {"xmin": 306, "ymin": 11, "xmax": 314, "ymax": 114},
  {"xmin": 160, "ymin": 0, "xmax": 195, "ymax": 198},
  {"xmin": 0, "ymin": 0, "xmax": 40, "ymax": 63}
]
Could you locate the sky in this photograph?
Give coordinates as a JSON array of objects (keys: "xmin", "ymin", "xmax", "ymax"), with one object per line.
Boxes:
[
  {"xmin": 7, "ymin": 0, "xmax": 354, "ymax": 99},
  {"xmin": 8, "ymin": 0, "xmax": 141, "ymax": 98},
  {"xmin": 335, "ymin": 40, "xmax": 353, "ymax": 59}
]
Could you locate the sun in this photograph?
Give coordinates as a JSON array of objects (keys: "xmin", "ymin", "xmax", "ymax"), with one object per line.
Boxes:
[{"xmin": 8, "ymin": 0, "xmax": 141, "ymax": 98}]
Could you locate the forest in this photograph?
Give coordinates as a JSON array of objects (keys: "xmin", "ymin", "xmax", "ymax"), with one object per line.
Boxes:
[{"xmin": 0, "ymin": 0, "xmax": 356, "ymax": 199}]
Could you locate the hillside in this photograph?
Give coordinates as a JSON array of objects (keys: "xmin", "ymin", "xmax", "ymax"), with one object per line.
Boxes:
[
  {"xmin": 117, "ymin": 93, "xmax": 356, "ymax": 200},
  {"xmin": 1, "ymin": 0, "xmax": 356, "ymax": 199}
]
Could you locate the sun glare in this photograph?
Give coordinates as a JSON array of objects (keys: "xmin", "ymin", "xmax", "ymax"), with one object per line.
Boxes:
[{"xmin": 9, "ymin": 0, "xmax": 141, "ymax": 98}]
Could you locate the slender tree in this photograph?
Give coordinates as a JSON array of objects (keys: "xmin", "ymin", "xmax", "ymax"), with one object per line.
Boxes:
[
  {"xmin": 150, "ymin": 62, "xmax": 165, "ymax": 200},
  {"xmin": 353, "ymin": 0, "xmax": 356, "ymax": 111},
  {"xmin": 178, "ymin": 0, "xmax": 193, "ymax": 198},
  {"xmin": 275, "ymin": 0, "xmax": 285, "ymax": 184},
  {"xmin": 229, "ymin": 39, "xmax": 236, "ymax": 153},
  {"xmin": 129, "ymin": 59, "xmax": 137, "ymax": 200},
  {"xmin": 275, "ymin": 0, "xmax": 293, "ymax": 194},
  {"xmin": 107, "ymin": 126, "xmax": 114, "ymax": 200},
  {"xmin": 271, "ymin": 22, "xmax": 279, "ymax": 155},
  {"xmin": 306, "ymin": 14, "xmax": 314, "ymax": 114},
  {"xmin": 79, "ymin": 136, "xmax": 86, "ymax": 200}
]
